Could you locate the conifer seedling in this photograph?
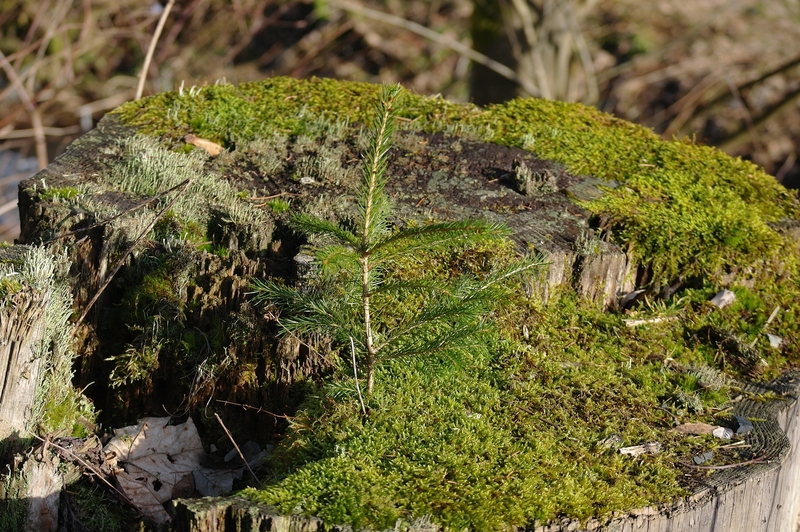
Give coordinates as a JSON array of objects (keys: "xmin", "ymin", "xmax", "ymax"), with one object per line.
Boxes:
[{"xmin": 251, "ymin": 84, "xmax": 541, "ymax": 396}]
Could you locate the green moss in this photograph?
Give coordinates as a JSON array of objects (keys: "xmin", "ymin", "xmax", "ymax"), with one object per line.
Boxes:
[
  {"xmin": 107, "ymin": 340, "xmax": 161, "ymax": 389},
  {"xmin": 114, "ymin": 77, "xmax": 798, "ymax": 285},
  {"xmin": 266, "ymin": 198, "xmax": 291, "ymax": 213},
  {"xmin": 245, "ymin": 287, "xmax": 722, "ymax": 529},
  {"xmin": 0, "ymin": 472, "xmax": 28, "ymax": 532},
  {"xmin": 40, "ymin": 386, "xmax": 96, "ymax": 438},
  {"xmin": 239, "ymin": 241, "xmax": 751, "ymax": 529},
  {"xmin": 106, "ymin": 78, "xmax": 800, "ymax": 529},
  {"xmin": 198, "ymin": 242, "xmax": 229, "ymax": 257},
  {"xmin": 71, "ymin": 479, "xmax": 132, "ymax": 531},
  {"xmin": 38, "ymin": 185, "xmax": 81, "ymax": 202},
  {"xmin": 0, "ymin": 277, "xmax": 22, "ymax": 298}
]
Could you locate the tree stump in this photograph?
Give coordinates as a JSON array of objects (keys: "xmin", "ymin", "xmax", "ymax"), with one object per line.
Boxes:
[{"xmin": 11, "ymin": 77, "xmax": 800, "ymax": 531}]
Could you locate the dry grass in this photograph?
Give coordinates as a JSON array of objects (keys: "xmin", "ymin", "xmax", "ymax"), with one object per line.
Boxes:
[{"xmin": 2, "ymin": 0, "xmax": 800, "ymax": 241}]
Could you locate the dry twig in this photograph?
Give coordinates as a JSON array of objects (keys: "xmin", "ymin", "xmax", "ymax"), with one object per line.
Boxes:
[
  {"xmin": 136, "ymin": 0, "xmax": 176, "ymax": 100},
  {"xmin": 694, "ymin": 454, "xmax": 767, "ymax": 470}
]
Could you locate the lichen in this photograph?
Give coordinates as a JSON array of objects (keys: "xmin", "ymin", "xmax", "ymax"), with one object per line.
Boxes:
[{"xmin": 0, "ymin": 246, "xmax": 95, "ymax": 437}]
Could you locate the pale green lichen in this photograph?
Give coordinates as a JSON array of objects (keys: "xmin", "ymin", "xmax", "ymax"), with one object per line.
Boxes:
[
  {"xmin": 105, "ymin": 133, "xmax": 275, "ymax": 251},
  {"xmin": 0, "ymin": 246, "xmax": 95, "ymax": 437}
]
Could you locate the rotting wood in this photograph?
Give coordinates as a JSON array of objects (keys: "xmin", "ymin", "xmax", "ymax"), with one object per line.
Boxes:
[
  {"xmin": 0, "ymin": 271, "xmax": 50, "ymax": 445},
  {"xmin": 23, "ymin": 458, "xmax": 62, "ymax": 532}
]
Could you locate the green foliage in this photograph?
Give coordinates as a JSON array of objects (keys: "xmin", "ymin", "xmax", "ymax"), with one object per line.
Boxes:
[
  {"xmin": 251, "ymin": 84, "xmax": 540, "ymax": 393},
  {"xmin": 39, "ymin": 386, "xmax": 96, "ymax": 438},
  {"xmin": 266, "ymin": 198, "xmax": 291, "ymax": 213},
  {"xmin": 104, "ymin": 251, "xmax": 185, "ymax": 389},
  {"xmin": 71, "ymin": 480, "xmax": 131, "ymax": 532},
  {"xmin": 106, "ymin": 334, "xmax": 161, "ymax": 389},
  {"xmin": 487, "ymin": 99, "xmax": 796, "ymax": 283},
  {"xmin": 0, "ymin": 277, "xmax": 22, "ymax": 298},
  {"xmin": 242, "ymin": 244, "xmax": 800, "ymax": 530},
  {"xmin": 0, "ymin": 472, "xmax": 28, "ymax": 532}
]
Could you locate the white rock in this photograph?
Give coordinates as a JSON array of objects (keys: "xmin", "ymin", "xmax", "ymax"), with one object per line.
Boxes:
[
  {"xmin": 767, "ymin": 334, "xmax": 784, "ymax": 349},
  {"xmin": 712, "ymin": 426, "xmax": 733, "ymax": 439},
  {"xmin": 710, "ymin": 289, "xmax": 736, "ymax": 309}
]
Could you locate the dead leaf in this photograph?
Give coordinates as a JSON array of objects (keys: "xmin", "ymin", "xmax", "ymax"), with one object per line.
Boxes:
[
  {"xmin": 103, "ymin": 417, "xmax": 204, "ymax": 524},
  {"xmin": 185, "ymin": 134, "xmax": 223, "ymax": 156}
]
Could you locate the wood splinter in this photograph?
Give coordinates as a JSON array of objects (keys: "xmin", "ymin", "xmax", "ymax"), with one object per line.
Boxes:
[{"xmin": 185, "ymin": 134, "xmax": 223, "ymax": 156}]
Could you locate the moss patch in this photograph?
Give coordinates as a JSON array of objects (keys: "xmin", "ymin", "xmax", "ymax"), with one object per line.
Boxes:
[
  {"xmin": 243, "ymin": 280, "xmax": 746, "ymax": 529},
  {"xmin": 114, "ymin": 77, "xmax": 798, "ymax": 284}
]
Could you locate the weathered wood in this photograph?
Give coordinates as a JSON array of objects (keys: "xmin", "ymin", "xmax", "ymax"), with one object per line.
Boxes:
[
  {"xmin": 171, "ymin": 497, "xmax": 330, "ymax": 532},
  {"xmin": 23, "ymin": 458, "xmax": 62, "ymax": 532},
  {"xmin": 0, "ymin": 250, "xmax": 51, "ymax": 445}
]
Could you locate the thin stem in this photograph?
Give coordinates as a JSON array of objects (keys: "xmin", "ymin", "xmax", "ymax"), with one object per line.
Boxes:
[
  {"xmin": 45, "ymin": 178, "xmax": 192, "ymax": 243},
  {"xmin": 33, "ymin": 434, "xmax": 138, "ymax": 511},
  {"xmin": 214, "ymin": 413, "xmax": 262, "ymax": 487},
  {"xmin": 135, "ymin": 0, "xmax": 175, "ymax": 100},
  {"xmin": 329, "ymin": 0, "xmax": 535, "ymax": 95},
  {"xmin": 72, "ymin": 179, "xmax": 191, "ymax": 331},
  {"xmin": 361, "ymin": 255, "xmax": 376, "ymax": 395},
  {"xmin": 350, "ymin": 336, "xmax": 366, "ymax": 415}
]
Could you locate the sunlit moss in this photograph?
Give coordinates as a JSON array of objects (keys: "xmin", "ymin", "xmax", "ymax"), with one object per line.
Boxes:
[
  {"xmin": 114, "ymin": 77, "xmax": 798, "ymax": 286},
  {"xmin": 103, "ymin": 78, "xmax": 800, "ymax": 529}
]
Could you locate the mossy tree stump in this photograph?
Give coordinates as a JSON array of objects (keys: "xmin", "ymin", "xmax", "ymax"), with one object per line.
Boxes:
[
  {"xmin": 12, "ymin": 77, "xmax": 800, "ymax": 531},
  {"xmin": 15, "ymin": 83, "xmax": 636, "ymax": 432}
]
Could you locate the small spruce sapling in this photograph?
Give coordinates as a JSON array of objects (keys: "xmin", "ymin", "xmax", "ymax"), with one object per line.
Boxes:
[{"xmin": 251, "ymin": 84, "xmax": 541, "ymax": 395}]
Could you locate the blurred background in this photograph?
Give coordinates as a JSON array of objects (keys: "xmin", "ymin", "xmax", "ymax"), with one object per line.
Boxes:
[{"xmin": 2, "ymin": 0, "xmax": 800, "ymax": 242}]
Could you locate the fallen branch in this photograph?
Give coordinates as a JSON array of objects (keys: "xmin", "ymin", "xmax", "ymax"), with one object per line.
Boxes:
[
  {"xmin": 31, "ymin": 434, "xmax": 137, "ymax": 510},
  {"xmin": 623, "ymin": 316, "xmax": 680, "ymax": 327}
]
